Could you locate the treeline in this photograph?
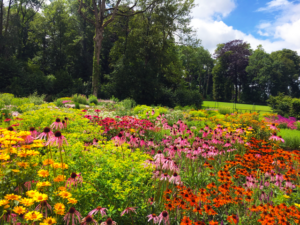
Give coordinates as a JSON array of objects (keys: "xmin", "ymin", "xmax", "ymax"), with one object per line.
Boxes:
[{"xmin": 0, "ymin": 0, "xmax": 299, "ymax": 106}]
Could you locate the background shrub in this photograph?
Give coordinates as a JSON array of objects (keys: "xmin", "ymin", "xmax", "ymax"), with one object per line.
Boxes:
[
  {"xmin": 174, "ymin": 89, "xmax": 203, "ymax": 109},
  {"xmin": 88, "ymin": 94, "xmax": 98, "ymax": 105}
]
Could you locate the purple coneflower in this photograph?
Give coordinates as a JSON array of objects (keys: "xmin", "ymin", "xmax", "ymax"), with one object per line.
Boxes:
[
  {"xmin": 120, "ymin": 207, "xmax": 137, "ymax": 216},
  {"xmin": 88, "ymin": 206, "xmax": 107, "ymax": 217},
  {"xmin": 169, "ymin": 172, "xmax": 181, "ymax": 184},
  {"xmin": 147, "ymin": 213, "xmax": 159, "ymax": 223},
  {"xmin": 37, "ymin": 127, "xmax": 53, "ymax": 140},
  {"xmin": 64, "ymin": 207, "xmax": 82, "ymax": 225},
  {"xmin": 51, "ymin": 118, "xmax": 64, "ymax": 130},
  {"xmin": 29, "ymin": 127, "xmax": 38, "ymax": 138},
  {"xmin": 158, "ymin": 211, "xmax": 169, "ymax": 225},
  {"xmin": 100, "ymin": 218, "xmax": 117, "ymax": 225},
  {"xmin": 35, "ymin": 200, "xmax": 52, "ymax": 217},
  {"xmin": 66, "ymin": 172, "xmax": 83, "ymax": 189},
  {"xmin": 81, "ymin": 215, "xmax": 98, "ymax": 225},
  {"xmin": 160, "ymin": 173, "xmax": 170, "ymax": 181},
  {"xmin": 46, "ymin": 131, "xmax": 68, "ymax": 147}
]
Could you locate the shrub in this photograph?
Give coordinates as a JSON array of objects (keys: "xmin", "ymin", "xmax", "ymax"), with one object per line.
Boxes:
[
  {"xmin": 11, "ymin": 97, "xmax": 30, "ymax": 106},
  {"xmin": 0, "ymin": 93, "xmax": 14, "ymax": 105},
  {"xmin": 0, "ymin": 99, "xmax": 4, "ymax": 109},
  {"xmin": 267, "ymin": 93, "xmax": 292, "ymax": 116},
  {"xmin": 55, "ymin": 99, "xmax": 64, "ymax": 107},
  {"xmin": 72, "ymin": 94, "xmax": 88, "ymax": 105},
  {"xmin": 88, "ymin": 95, "xmax": 98, "ymax": 105},
  {"xmin": 75, "ymin": 102, "xmax": 80, "ymax": 109},
  {"xmin": 28, "ymin": 91, "xmax": 46, "ymax": 105},
  {"xmin": 291, "ymin": 98, "xmax": 300, "ymax": 119},
  {"xmin": 174, "ymin": 89, "xmax": 203, "ymax": 109},
  {"xmin": 122, "ymin": 98, "xmax": 136, "ymax": 110}
]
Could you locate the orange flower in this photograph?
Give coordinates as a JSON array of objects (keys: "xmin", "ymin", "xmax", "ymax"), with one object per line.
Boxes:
[
  {"xmin": 227, "ymin": 214, "xmax": 238, "ymax": 224},
  {"xmin": 209, "ymin": 221, "xmax": 218, "ymax": 225},
  {"xmin": 180, "ymin": 216, "xmax": 192, "ymax": 225}
]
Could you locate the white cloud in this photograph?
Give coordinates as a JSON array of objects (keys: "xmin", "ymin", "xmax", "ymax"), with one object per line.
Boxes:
[
  {"xmin": 257, "ymin": 0, "xmax": 291, "ymax": 11},
  {"xmin": 191, "ymin": 0, "xmax": 236, "ymax": 20},
  {"xmin": 190, "ymin": 0, "xmax": 300, "ymax": 55}
]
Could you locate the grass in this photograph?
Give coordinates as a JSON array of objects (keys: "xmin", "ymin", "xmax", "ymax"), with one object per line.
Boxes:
[
  {"xmin": 278, "ymin": 129, "xmax": 300, "ymax": 150},
  {"xmin": 203, "ymin": 101, "xmax": 272, "ymax": 112}
]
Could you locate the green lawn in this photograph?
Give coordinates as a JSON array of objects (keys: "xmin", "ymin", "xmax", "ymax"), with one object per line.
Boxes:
[
  {"xmin": 202, "ymin": 101, "xmax": 272, "ymax": 112},
  {"xmin": 278, "ymin": 129, "xmax": 300, "ymax": 150}
]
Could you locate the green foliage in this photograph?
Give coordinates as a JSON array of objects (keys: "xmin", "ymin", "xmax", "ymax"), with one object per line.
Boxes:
[
  {"xmin": 0, "ymin": 99, "xmax": 5, "ymax": 110},
  {"xmin": 28, "ymin": 92, "xmax": 46, "ymax": 105},
  {"xmin": 218, "ymin": 108, "xmax": 232, "ymax": 115},
  {"xmin": 75, "ymin": 102, "xmax": 80, "ymax": 109},
  {"xmin": 291, "ymin": 98, "xmax": 300, "ymax": 119},
  {"xmin": 174, "ymin": 89, "xmax": 203, "ymax": 109},
  {"xmin": 88, "ymin": 95, "xmax": 98, "ymax": 105},
  {"xmin": 72, "ymin": 94, "xmax": 88, "ymax": 105},
  {"xmin": 55, "ymin": 99, "xmax": 64, "ymax": 107},
  {"xmin": 0, "ymin": 93, "xmax": 15, "ymax": 105},
  {"xmin": 267, "ymin": 93, "xmax": 292, "ymax": 116},
  {"xmin": 11, "ymin": 98, "xmax": 30, "ymax": 107}
]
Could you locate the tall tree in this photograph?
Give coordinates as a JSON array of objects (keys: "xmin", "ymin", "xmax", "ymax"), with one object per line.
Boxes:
[
  {"xmin": 77, "ymin": 0, "xmax": 157, "ymax": 97},
  {"xmin": 213, "ymin": 40, "xmax": 252, "ymax": 102}
]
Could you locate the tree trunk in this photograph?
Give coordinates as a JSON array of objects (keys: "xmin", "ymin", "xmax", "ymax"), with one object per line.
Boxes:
[{"xmin": 92, "ymin": 27, "xmax": 103, "ymax": 97}]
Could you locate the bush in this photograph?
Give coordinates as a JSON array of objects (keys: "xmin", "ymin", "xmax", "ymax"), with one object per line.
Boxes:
[
  {"xmin": 28, "ymin": 91, "xmax": 46, "ymax": 105},
  {"xmin": 72, "ymin": 94, "xmax": 88, "ymax": 105},
  {"xmin": 0, "ymin": 93, "xmax": 14, "ymax": 105},
  {"xmin": 291, "ymin": 98, "xmax": 300, "ymax": 119},
  {"xmin": 122, "ymin": 98, "xmax": 136, "ymax": 110},
  {"xmin": 11, "ymin": 97, "xmax": 30, "ymax": 106},
  {"xmin": 75, "ymin": 102, "xmax": 80, "ymax": 109},
  {"xmin": 88, "ymin": 95, "xmax": 98, "ymax": 105},
  {"xmin": 55, "ymin": 99, "xmax": 64, "ymax": 107},
  {"xmin": 267, "ymin": 93, "xmax": 292, "ymax": 116},
  {"xmin": 174, "ymin": 89, "xmax": 203, "ymax": 109},
  {"xmin": 0, "ymin": 99, "xmax": 4, "ymax": 109}
]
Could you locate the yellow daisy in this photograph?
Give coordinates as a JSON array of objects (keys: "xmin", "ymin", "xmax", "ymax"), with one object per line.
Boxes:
[
  {"xmin": 38, "ymin": 170, "xmax": 50, "ymax": 178},
  {"xmin": 43, "ymin": 159, "xmax": 54, "ymax": 166},
  {"xmin": 33, "ymin": 193, "xmax": 48, "ymax": 202},
  {"xmin": 26, "ymin": 190, "xmax": 39, "ymax": 198},
  {"xmin": 53, "ymin": 175, "xmax": 66, "ymax": 182},
  {"xmin": 67, "ymin": 198, "xmax": 78, "ymax": 204},
  {"xmin": 20, "ymin": 198, "xmax": 35, "ymax": 207},
  {"xmin": 13, "ymin": 206, "xmax": 27, "ymax": 215},
  {"xmin": 43, "ymin": 217, "xmax": 57, "ymax": 224},
  {"xmin": 24, "ymin": 211, "xmax": 43, "ymax": 221},
  {"xmin": 4, "ymin": 194, "xmax": 21, "ymax": 201},
  {"xmin": 54, "ymin": 203, "xmax": 65, "ymax": 215},
  {"xmin": 0, "ymin": 199, "xmax": 9, "ymax": 206},
  {"xmin": 58, "ymin": 191, "xmax": 72, "ymax": 199}
]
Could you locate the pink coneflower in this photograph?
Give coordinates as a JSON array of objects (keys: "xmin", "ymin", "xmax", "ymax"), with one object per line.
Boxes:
[
  {"xmin": 66, "ymin": 172, "xmax": 83, "ymax": 189},
  {"xmin": 120, "ymin": 207, "xmax": 137, "ymax": 216},
  {"xmin": 100, "ymin": 218, "xmax": 117, "ymax": 225},
  {"xmin": 269, "ymin": 132, "xmax": 284, "ymax": 142},
  {"xmin": 148, "ymin": 197, "xmax": 155, "ymax": 205},
  {"xmin": 147, "ymin": 213, "xmax": 159, "ymax": 223},
  {"xmin": 158, "ymin": 211, "xmax": 169, "ymax": 225},
  {"xmin": 160, "ymin": 173, "xmax": 170, "ymax": 181},
  {"xmin": 224, "ymin": 141, "xmax": 232, "ymax": 147},
  {"xmin": 81, "ymin": 215, "xmax": 98, "ymax": 224},
  {"xmin": 35, "ymin": 200, "xmax": 52, "ymax": 217},
  {"xmin": 2, "ymin": 211, "xmax": 17, "ymax": 224},
  {"xmin": 169, "ymin": 172, "xmax": 181, "ymax": 184},
  {"xmin": 64, "ymin": 207, "xmax": 82, "ymax": 225},
  {"xmin": 112, "ymin": 133, "xmax": 125, "ymax": 146},
  {"xmin": 29, "ymin": 127, "xmax": 38, "ymax": 138},
  {"xmin": 269, "ymin": 123, "xmax": 277, "ymax": 130},
  {"xmin": 50, "ymin": 118, "xmax": 64, "ymax": 130},
  {"xmin": 46, "ymin": 131, "xmax": 68, "ymax": 147},
  {"xmin": 88, "ymin": 206, "xmax": 107, "ymax": 217},
  {"xmin": 37, "ymin": 127, "xmax": 53, "ymax": 140}
]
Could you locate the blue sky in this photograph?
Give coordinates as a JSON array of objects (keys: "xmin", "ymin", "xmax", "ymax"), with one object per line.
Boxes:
[{"xmin": 190, "ymin": 0, "xmax": 300, "ymax": 54}]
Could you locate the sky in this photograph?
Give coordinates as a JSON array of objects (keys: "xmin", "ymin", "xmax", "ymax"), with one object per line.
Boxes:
[{"xmin": 190, "ymin": 0, "xmax": 300, "ymax": 54}]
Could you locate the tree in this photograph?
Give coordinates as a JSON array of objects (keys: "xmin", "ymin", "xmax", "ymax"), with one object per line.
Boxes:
[
  {"xmin": 213, "ymin": 40, "xmax": 252, "ymax": 102},
  {"xmin": 77, "ymin": 0, "xmax": 158, "ymax": 97}
]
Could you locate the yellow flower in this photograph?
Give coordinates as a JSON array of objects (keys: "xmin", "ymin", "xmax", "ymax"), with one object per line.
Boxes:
[
  {"xmin": 43, "ymin": 159, "xmax": 54, "ymax": 166},
  {"xmin": 295, "ymin": 203, "xmax": 300, "ymax": 208},
  {"xmin": 283, "ymin": 195, "xmax": 290, "ymax": 199},
  {"xmin": 58, "ymin": 186, "xmax": 67, "ymax": 192},
  {"xmin": 24, "ymin": 211, "xmax": 43, "ymax": 221},
  {"xmin": 27, "ymin": 190, "xmax": 39, "ymax": 198},
  {"xmin": 20, "ymin": 198, "xmax": 35, "ymax": 207},
  {"xmin": 54, "ymin": 203, "xmax": 65, "ymax": 215},
  {"xmin": 53, "ymin": 175, "xmax": 66, "ymax": 182},
  {"xmin": 42, "ymin": 217, "xmax": 57, "ymax": 224},
  {"xmin": 37, "ymin": 181, "xmax": 52, "ymax": 188},
  {"xmin": 0, "ymin": 154, "xmax": 10, "ymax": 160},
  {"xmin": 12, "ymin": 169, "xmax": 20, "ymax": 173},
  {"xmin": 33, "ymin": 193, "xmax": 48, "ymax": 202},
  {"xmin": 4, "ymin": 194, "xmax": 21, "ymax": 201},
  {"xmin": 0, "ymin": 199, "xmax": 9, "ymax": 206},
  {"xmin": 38, "ymin": 170, "xmax": 50, "ymax": 178},
  {"xmin": 67, "ymin": 198, "xmax": 78, "ymax": 204},
  {"xmin": 58, "ymin": 191, "xmax": 72, "ymax": 199},
  {"xmin": 13, "ymin": 206, "xmax": 27, "ymax": 215},
  {"xmin": 17, "ymin": 162, "xmax": 29, "ymax": 168}
]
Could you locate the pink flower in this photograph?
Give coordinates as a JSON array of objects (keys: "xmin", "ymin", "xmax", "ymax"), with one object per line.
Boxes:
[
  {"xmin": 160, "ymin": 173, "xmax": 170, "ymax": 181},
  {"xmin": 50, "ymin": 118, "xmax": 64, "ymax": 130},
  {"xmin": 147, "ymin": 213, "xmax": 159, "ymax": 223},
  {"xmin": 46, "ymin": 131, "xmax": 68, "ymax": 147},
  {"xmin": 81, "ymin": 215, "xmax": 98, "ymax": 225},
  {"xmin": 36, "ymin": 127, "xmax": 53, "ymax": 140},
  {"xmin": 158, "ymin": 211, "xmax": 170, "ymax": 225},
  {"xmin": 169, "ymin": 172, "xmax": 181, "ymax": 184},
  {"xmin": 100, "ymin": 218, "xmax": 117, "ymax": 225},
  {"xmin": 64, "ymin": 207, "xmax": 82, "ymax": 225},
  {"xmin": 120, "ymin": 207, "xmax": 137, "ymax": 216},
  {"xmin": 66, "ymin": 172, "xmax": 83, "ymax": 189},
  {"xmin": 35, "ymin": 200, "xmax": 52, "ymax": 217},
  {"xmin": 29, "ymin": 127, "xmax": 38, "ymax": 138},
  {"xmin": 88, "ymin": 206, "xmax": 107, "ymax": 217}
]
